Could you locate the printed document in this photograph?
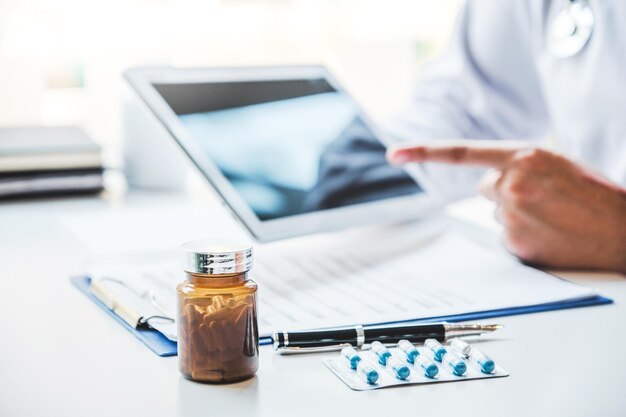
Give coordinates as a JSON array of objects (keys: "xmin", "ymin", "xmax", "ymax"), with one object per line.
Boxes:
[{"xmin": 85, "ymin": 228, "xmax": 595, "ymax": 341}]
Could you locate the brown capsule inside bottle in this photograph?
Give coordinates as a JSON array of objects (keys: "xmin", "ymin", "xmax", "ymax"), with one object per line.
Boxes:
[{"xmin": 177, "ymin": 271, "xmax": 259, "ymax": 383}]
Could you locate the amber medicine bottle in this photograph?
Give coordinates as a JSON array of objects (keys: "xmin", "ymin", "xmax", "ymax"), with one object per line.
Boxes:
[{"xmin": 177, "ymin": 241, "xmax": 259, "ymax": 383}]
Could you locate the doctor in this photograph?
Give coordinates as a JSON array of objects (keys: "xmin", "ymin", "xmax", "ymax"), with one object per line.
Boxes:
[
  {"xmin": 314, "ymin": 0, "xmax": 626, "ymax": 273},
  {"xmin": 385, "ymin": 0, "xmax": 626, "ymax": 273}
]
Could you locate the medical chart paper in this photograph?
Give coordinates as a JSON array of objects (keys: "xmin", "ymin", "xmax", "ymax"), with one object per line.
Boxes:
[{"xmin": 84, "ymin": 228, "xmax": 597, "ymax": 341}]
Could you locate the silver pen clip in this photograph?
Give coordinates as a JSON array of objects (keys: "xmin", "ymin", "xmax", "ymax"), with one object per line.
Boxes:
[{"xmin": 275, "ymin": 343, "xmax": 353, "ymax": 355}]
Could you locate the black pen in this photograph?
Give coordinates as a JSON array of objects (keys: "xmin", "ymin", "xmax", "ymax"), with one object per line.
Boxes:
[{"xmin": 272, "ymin": 322, "xmax": 503, "ymax": 354}]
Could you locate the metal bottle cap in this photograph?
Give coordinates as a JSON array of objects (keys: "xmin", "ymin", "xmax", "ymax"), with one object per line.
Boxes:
[{"xmin": 181, "ymin": 240, "xmax": 253, "ymax": 275}]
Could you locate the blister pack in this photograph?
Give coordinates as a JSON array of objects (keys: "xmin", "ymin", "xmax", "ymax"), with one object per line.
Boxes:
[{"xmin": 323, "ymin": 339, "xmax": 509, "ymax": 391}]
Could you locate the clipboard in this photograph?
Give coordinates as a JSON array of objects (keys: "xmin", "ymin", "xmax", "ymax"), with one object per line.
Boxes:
[{"xmin": 72, "ymin": 276, "xmax": 612, "ymax": 357}]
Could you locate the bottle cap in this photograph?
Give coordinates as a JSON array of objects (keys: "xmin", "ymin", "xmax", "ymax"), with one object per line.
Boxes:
[{"xmin": 181, "ymin": 240, "xmax": 253, "ymax": 275}]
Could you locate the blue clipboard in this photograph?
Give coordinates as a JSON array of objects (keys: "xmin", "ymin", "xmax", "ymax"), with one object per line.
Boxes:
[{"xmin": 72, "ymin": 276, "xmax": 612, "ymax": 357}]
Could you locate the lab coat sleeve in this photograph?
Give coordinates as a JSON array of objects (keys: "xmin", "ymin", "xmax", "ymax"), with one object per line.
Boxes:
[{"xmin": 385, "ymin": 0, "xmax": 550, "ymax": 199}]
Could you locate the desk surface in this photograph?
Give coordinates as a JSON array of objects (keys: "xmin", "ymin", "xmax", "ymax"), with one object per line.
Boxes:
[{"xmin": 0, "ymin": 190, "xmax": 624, "ymax": 417}]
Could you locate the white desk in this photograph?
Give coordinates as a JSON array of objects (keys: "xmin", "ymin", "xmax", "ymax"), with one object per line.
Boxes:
[{"xmin": 0, "ymin": 190, "xmax": 624, "ymax": 417}]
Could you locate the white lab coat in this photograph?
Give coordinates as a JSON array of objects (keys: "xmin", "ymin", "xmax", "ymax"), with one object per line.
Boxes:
[{"xmin": 386, "ymin": 0, "xmax": 626, "ymax": 199}]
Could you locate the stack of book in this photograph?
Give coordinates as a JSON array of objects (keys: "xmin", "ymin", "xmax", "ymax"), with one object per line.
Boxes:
[{"xmin": 0, "ymin": 126, "xmax": 104, "ymax": 199}]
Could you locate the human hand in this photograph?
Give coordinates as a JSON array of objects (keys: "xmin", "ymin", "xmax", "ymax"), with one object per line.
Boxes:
[{"xmin": 387, "ymin": 143, "xmax": 626, "ymax": 273}]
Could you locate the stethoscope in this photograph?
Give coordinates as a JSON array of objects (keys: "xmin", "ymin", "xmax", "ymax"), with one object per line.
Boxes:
[{"xmin": 549, "ymin": 0, "xmax": 595, "ymax": 58}]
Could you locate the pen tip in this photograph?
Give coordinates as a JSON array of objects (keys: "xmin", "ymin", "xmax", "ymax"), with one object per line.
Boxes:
[{"xmin": 483, "ymin": 324, "xmax": 504, "ymax": 332}]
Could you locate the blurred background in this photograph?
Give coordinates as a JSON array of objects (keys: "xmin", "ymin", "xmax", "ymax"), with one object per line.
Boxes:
[{"xmin": 0, "ymin": 0, "xmax": 462, "ymax": 168}]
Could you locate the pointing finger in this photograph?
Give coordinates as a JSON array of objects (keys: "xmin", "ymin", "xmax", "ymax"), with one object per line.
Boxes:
[{"xmin": 387, "ymin": 143, "xmax": 520, "ymax": 168}]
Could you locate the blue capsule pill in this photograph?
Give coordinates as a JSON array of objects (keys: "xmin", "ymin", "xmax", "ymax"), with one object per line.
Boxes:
[
  {"xmin": 415, "ymin": 355, "xmax": 439, "ymax": 378},
  {"xmin": 388, "ymin": 356, "xmax": 411, "ymax": 380},
  {"xmin": 341, "ymin": 346, "xmax": 361, "ymax": 370},
  {"xmin": 357, "ymin": 361, "xmax": 379, "ymax": 385},
  {"xmin": 398, "ymin": 339, "xmax": 419, "ymax": 363},
  {"xmin": 452, "ymin": 360, "xmax": 467, "ymax": 376},
  {"xmin": 472, "ymin": 349, "xmax": 495, "ymax": 374},
  {"xmin": 425, "ymin": 338, "xmax": 447, "ymax": 362},
  {"xmin": 370, "ymin": 341, "xmax": 392, "ymax": 365},
  {"xmin": 443, "ymin": 352, "xmax": 467, "ymax": 376},
  {"xmin": 480, "ymin": 359, "xmax": 495, "ymax": 374}
]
